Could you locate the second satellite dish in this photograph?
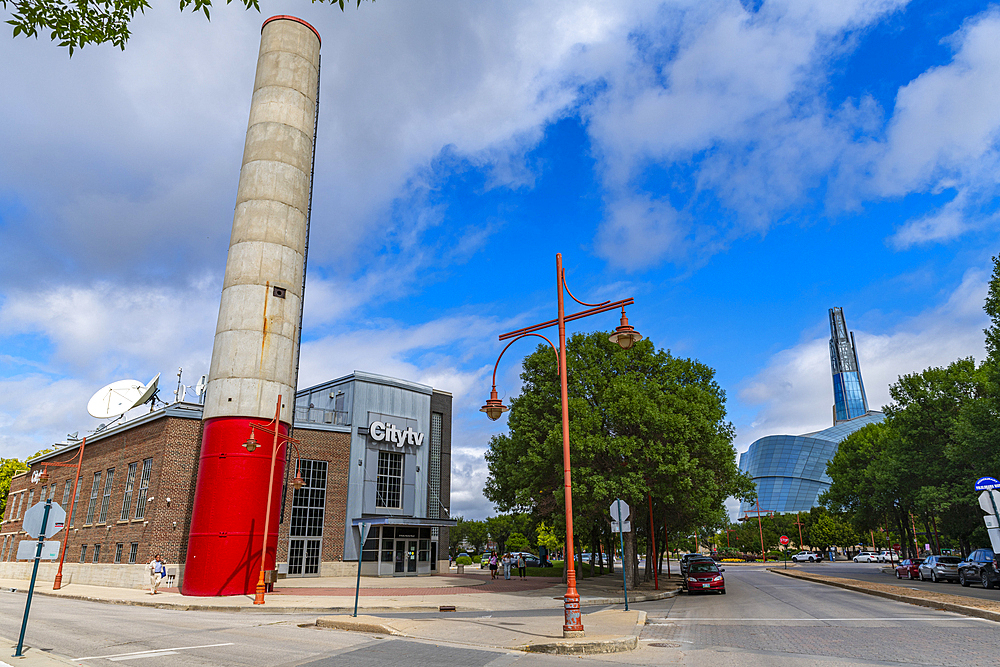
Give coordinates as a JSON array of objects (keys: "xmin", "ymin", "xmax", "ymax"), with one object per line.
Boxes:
[
  {"xmin": 87, "ymin": 380, "xmax": 144, "ymax": 418},
  {"xmin": 86, "ymin": 373, "xmax": 161, "ymax": 419}
]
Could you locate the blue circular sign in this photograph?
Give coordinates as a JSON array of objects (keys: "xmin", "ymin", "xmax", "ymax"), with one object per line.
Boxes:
[{"xmin": 975, "ymin": 476, "xmax": 1000, "ymax": 490}]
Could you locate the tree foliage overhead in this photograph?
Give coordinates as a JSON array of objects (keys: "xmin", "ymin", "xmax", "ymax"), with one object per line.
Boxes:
[
  {"xmin": 3, "ymin": 0, "xmax": 371, "ymax": 54},
  {"xmin": 484, "ymin": 332, "xmax": 754, "ymax": 553},
  {"xmin": 0, "ymin": 458, "xmax": 28, "ymax": 516}
]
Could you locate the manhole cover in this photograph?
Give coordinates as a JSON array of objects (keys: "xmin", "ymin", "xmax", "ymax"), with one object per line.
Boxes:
[{"xmin": 648, "ymin": 642, "xmax": 681, "ymax": 648}]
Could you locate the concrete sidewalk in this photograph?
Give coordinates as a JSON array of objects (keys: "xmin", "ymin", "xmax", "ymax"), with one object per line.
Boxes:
[
  {"xmin": 0, "ymin": 570, "xmax": 679, "ymax": 613},
  {"xmin": 316, "ymin": 608, "xmax": 647, "ymax": 654},
  {"xmin": 0, "ymin": 636, "xmax": 75, "ymax": 667}
]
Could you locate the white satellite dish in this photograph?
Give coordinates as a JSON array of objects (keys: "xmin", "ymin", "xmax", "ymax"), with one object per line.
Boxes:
[
  {"xmin": 87, "ymin": 379, "xmax": 144, "ymax": 419},
  {"xmin": 132, "ymin": 373, "xmax": 160, "ymax": 409},
  {"xmin": 194, "ymin": 375, "xmax": 207, "ymax": 397}
]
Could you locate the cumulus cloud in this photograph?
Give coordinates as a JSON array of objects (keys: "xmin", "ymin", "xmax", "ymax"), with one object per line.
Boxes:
[{"xmin": 736, "ymin": 268, "xmax": 989, "ymax": 449}]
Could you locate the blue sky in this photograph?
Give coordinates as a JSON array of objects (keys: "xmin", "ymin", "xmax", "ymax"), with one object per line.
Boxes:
[{"xmin": 1, "ymin": 0, "xmax": 998, "ymax": 519}]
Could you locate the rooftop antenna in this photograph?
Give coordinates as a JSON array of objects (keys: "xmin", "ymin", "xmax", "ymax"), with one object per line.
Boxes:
[
  {"xmin": 194, "ymin": 374, "xmax": 207, "ymax": 405},
  {"xmin": 86, "ymin": 373, "xmax": 161, "ymax": 420},
  {"xmin": 174, "ymin": 367, "xmax": 187, "ymax": 403}
]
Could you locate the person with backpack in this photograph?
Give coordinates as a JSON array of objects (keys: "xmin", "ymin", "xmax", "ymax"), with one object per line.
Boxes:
[{"xmin": 147, "ymin": 554, "xmax": 164, "ymax": 594}]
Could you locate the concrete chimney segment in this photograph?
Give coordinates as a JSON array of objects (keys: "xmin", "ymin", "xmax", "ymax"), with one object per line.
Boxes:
[{"xmin": 203, "ymin": 16, "xmax": 320, "ymax": 426}]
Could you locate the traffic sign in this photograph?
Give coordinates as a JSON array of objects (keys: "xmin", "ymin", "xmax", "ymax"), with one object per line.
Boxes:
[
  {"xmin": 779, "ymin": 535, "xmax": 790, "ymax": 546},
  {"xmin": 975, "ymin": 476, "xmax": 1000, "ymax": 490},
  {"xmin": 22, "ymin": 501, "xmax": 65, "ymax": 539},
  {"xmin": 611, "ymin": 521, "xmax": 632, "ymax": 533},
  {"xmin": 16, "ymin": 541, "xmax": 60, "ymax": 561},
  {"xmin": 610, "ymin": 500, "xmax": 630, "ymax": 522}
]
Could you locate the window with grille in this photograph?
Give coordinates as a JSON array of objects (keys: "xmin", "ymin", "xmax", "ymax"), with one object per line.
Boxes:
[
  {"xmin": 70, "ymin": 482, "xmax": 81, "ymax": 526},
  {"xmin": 93, "ymin": 544, "xmax": 101, "ymax": 563},
  {"xmin": 61, "ymin": 480, "xmax": 72, "ymax": 510},
  {"xmin": 26, "ymin": 489, "xmax": 34, "ymax": 515},
  {"xmin": 429, "ymin": 412, "xmax": 443, "ymax": 518},
  {"xmin": 134, "ymin": 458, "xmax": 152, "ymax": 520},
  {"xmin": 128, "ymin": 542, "xmax": 138, "ymax": 564},
  {"xmin": 114, "ymin": 543, "xmax": 123, "ymax": 563},
  {"xmin": 38, "ymin": 485, "xmax": 46, "ymax": 503},
  {"xmin": 85, "ymin": 472, "xmax": 101, "ymax": 524},
  {"xmin": 120, "ymin": 462, "xmax": 137, "ymax": 521},
  {"xmin": 17, "ymin": 492, "xmax": 26, "ymax": 519},
  {"xmin": 376, "ymin": 451, "xmax": 403, "ymax": 509},
  {"xmin": 47, "ymin": 484, "xmax": 56, "ymax": 500},
  {"xmin": 79, "ymin": 545, "xmax": 87, "ymax": 563},
  {"xmin": 98, "ymin": 468, "xmax": 114, "ymax": 523},
  {"xmin": 290, "ymin": 460, "xmax": 327, "ymax": 538}
]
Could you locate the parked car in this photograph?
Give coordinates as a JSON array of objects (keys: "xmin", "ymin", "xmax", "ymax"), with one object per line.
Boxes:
[
  {"xmin": 958, "ymin": 549, "xmax": 1000, "ymax": 588},
  {"xmin": 918, "ymin": 555, "xmax": 961, "ymax": 583},
  {"xmin": 853, "ymin": 551, "xmax": 879, "ymax": 563},
  {"xmin": 685, "ymin": 560, "xmax": 726, "ymax": 594},
  {"xmin": 680, "ymin": 553, "xmax": 715, "ymax": 577},
  {"xmin": 894, "ymin": 558, "xmax": 924, "ymax": 579},
  {"xmin": 876, "ymin": 551, "xmax": 896, "ymax": 562},
  {"xmin": 791, "ymin": 551, "xmax": 821, "ymax": 563},
  {"xmin": 581, "ymin": 552, "xmax": 612, "ymax": 567}
]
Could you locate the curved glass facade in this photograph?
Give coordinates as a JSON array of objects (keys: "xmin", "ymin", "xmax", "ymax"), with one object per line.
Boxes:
[{"xmin": 738, "ymin": 412, "xmax": 883, "ymax": 519}]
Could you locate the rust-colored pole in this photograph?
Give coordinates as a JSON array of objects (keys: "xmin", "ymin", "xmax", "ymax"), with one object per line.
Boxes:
[
  {"xmin": 647, "ymin": 493, "xmax": 658, "ymax": 590},
  {"xmin": 53, "ymin": 437, "xmax": 85, "ymax": 590},
  {"xmin": 556, "ymin": 253, "xmax": 583, "ymax": 637},
  {"xmin": 254, "ymin": 395, "xmax": 282, "ymax": 605},
  {"xmin": 931, "ymin": 514, "xmax": 942, "ymax": 555},
  {"xmin": 756, "ymin": 499, "xmax": 766, "ymax": 562}
]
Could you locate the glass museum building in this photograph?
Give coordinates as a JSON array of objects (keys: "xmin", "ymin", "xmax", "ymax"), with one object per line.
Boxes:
[{"xmin": 738, "ymin": 308, "xmax": 884, "ymax": 519}]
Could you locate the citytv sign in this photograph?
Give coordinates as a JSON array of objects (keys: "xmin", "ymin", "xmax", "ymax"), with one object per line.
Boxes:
[{"xmin": 369, "ymin": 420, "xmax": 425, "ymax": 447}]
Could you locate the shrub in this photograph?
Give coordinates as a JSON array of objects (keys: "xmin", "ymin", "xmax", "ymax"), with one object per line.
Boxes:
[{"xmin": 456, "ymin": 556, "xmax": 473, "ymax": 566}]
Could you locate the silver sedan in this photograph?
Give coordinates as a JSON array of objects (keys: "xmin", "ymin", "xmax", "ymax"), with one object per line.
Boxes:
[{"xmin": 918, "ymin": 555, "xmax": 961, "ymax": 582}]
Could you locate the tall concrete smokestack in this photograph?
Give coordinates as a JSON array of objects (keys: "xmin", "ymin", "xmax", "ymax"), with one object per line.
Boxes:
[{"xmin": 183, "ymin": 16, "xmax": 320, "ymax": 596}]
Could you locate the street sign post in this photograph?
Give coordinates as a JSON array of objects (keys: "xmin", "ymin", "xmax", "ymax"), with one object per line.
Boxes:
[
  {"xmin": 978, "ymin": 488, "xmax": 1000, "ymax": 552},
  {"xmin": 22, "ymin": 501, "xmax": 65, "ymax": 539},
  {"xmin": 14, "ymin": 499, "xmax": 53, "ymax": 657},
  {"xmin": 779, "ymin": 535, "xmax": 790, "ymax": 570},
  {"xmin": 16, "ymin": 540, "xmax": 60, "ymax": 561},
  {"xmin": 611, "ymin": 499, "xmax": 630, "ymax": 611},
  {"xmin": 352, "ymin": 522, "xmax": 370, "ymax": 618}
]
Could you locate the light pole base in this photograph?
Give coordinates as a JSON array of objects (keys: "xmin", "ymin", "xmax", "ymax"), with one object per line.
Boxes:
[
  {"xmin": 563, "ymin": 592, "xmax": 584, "ymax": 635},
  {"xmin": 563, "ymin": 629, "xmax": 586, "ymax": 638},
  {"xmin": 52, "ymin": 574, "xmax": 62, "ymax": 590}
]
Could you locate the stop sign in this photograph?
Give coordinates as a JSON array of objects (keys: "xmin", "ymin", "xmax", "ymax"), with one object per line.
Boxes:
[{"xmin": 779, "ymin": 535, "xmax": 790, "ymax": 546}]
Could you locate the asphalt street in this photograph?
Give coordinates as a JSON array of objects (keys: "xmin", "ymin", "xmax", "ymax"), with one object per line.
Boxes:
[
  {"xmin": 3, "ymin": 565, "xmax": 1000, "ymax": 666},
  {"xmin": 793, "ymin": 560, "xmax": 1000, "ymax": 603}
]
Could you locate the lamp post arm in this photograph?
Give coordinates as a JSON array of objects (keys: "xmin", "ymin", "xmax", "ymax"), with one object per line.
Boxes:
[
  {"xmin": 561, "ymin": 268, "xmax": 610, "ymax": 308},
  {"xmin": 498, "ymin": 299, "xmax": 634, "ymax": 341},
  {"xmin": 490, "ymin": 332, "xmax": 559, "ymax": 389}
]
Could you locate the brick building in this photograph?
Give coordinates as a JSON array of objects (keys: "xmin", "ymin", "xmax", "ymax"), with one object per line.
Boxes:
[{"xmin": 0, "ymin": 371, "xmax": 453, "ymax": 590}]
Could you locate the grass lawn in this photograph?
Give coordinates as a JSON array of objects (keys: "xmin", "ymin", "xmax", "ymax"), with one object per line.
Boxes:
[{"xmin": 523, "ymin": 561, "xmax": 614, "ymax": 578}]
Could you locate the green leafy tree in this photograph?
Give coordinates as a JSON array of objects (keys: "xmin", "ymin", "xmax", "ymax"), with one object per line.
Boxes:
[
  {"xmin": 4, "ymin": 0, "xmax": 372, "ymax": 54},
  {"xmin": 506, "ymin": 532, "xmax": 530, "ymax": 552},
  {"xmin": 485, "ymin": 332, "xmax": 754, "ymax": 586},
  {"xmin": 0, "ymin": 458, "xmax": 27, "ymax": 516}
]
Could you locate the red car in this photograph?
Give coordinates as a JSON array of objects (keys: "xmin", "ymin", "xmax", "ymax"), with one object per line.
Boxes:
[
  {"xmin": 895, "ymin": 558, "xmax": 924, "ymax": 579},
  {"xmin": 686, "ymin": 560, "xmax": 726, "ymax": 594}
]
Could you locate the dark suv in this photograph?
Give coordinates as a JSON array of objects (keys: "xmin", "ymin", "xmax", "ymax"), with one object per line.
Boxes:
[{"xmin": 957, "ymin": 549, "xmax": 999, "ymax": 588}]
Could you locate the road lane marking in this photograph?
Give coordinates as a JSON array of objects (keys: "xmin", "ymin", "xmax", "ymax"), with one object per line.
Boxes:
[
  {"xmin": 74, "ymin": 643, "xmax": 234, "ymax": 661},
  {"xmin": 108, "ymin": 651, "xmax": 179, "ymax": 661}
]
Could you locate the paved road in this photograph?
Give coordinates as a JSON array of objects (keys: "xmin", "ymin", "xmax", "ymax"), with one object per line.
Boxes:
[
  {"xmin": 636, "ymin": 565, "xmax": 1000, "ymax": 666},
  {"xmin": 793, "ymin": 560, "xmax": 1000, "ymax": 603},
  {"xmin": 4, "ymin": 567, "xmax": 1000, "ymax": 667}
]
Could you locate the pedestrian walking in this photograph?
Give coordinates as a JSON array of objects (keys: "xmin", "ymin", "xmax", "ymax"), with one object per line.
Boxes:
[
  {"xmin": 502, "ymin": 552, "xmax": 512, "ymax": 580},
  {"xmin": 489, "ymin": 552, "xmax": 498, "ymax": 580},
  {"xmin": 147, "ymin": 554, "xmax": 165, "ymax": 595},
  {"xmin": 517, "ymin": 553, "xmax": 526, "ymax": 580}
]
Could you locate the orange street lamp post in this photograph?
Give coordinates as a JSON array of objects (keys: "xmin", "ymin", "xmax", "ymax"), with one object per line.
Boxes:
[
  {"xmin": 481, "ymin": 252, "xmax": 641, "ymax": 638},
  {"xmin": 242, "ymin": 395, "xmax": 306, "ymax": 605},
  {"xmin": 42, "ymin": 437, "xmax": 87, "ymax": 590}
]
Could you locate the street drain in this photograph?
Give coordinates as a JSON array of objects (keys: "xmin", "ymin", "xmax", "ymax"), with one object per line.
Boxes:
[{"xmin": 648, "ymin": 642, "xmax": 681, "ymax": 648}]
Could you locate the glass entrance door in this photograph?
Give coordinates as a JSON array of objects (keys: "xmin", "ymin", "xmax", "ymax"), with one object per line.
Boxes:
[
  {"xmin": 395, "ymin": 541, "xmax": 405, "ymax": 573},
  {"xmin": 394, "ymin": 540, "xmax": 419, "ymax": 575},
  {"xmin": 408, "ymin": 540, "xmax": 417, "ymax": 573}
]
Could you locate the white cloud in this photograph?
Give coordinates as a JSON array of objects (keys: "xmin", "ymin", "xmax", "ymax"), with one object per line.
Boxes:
[{"xmin": 736, "ymin": 268, "xmax": 989, "ymax": 449}]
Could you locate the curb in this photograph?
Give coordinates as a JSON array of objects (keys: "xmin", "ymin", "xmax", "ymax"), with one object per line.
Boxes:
[
  {"xmin": 315, "ymin": 615, "xmax": 405, "ymax": 635},
  {"xmin": 580, "ymin": 588, "xmax": 679, "ymax": 606},
  {"xmin": 520, "ymin": 609, "xmax": 645, "ymax": 655},
  {"xmin": 768, "ymin": 568, "xmax": 1000, "ymax": 624}
]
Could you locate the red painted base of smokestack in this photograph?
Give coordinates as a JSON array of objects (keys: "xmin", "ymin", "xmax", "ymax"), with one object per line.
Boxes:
[{"xmin": 181, "ymin": 417, "xmax": 288, "ymax": 596}]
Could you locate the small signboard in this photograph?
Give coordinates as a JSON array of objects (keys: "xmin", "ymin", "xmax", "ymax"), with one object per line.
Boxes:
[
  {"xmin": 22, "ymin": 501, "xmax": 66, "ymax": 539},
  {"xmin": 16, "ymin": 540, "xmax": 60, "ymax": 561},
  {"xmin": 779, "ymin": 535, "xmax": 790, "ymax": 546},
  {"xmin": 610, "ymin": 500, "xmax": 630, "ymax": 523},
  {"xmin": 611, "ymin": 521, "xmax": 632, "ymax": 533},
  {"xmin": 975, "ymin": 476, "xmax": 1000, "ymax": 490}
]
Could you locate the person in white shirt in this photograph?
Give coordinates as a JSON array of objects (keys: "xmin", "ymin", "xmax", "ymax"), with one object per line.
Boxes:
[{"xmin": 147, "ymin": 555, "xmax": 165, "ymax": 594}]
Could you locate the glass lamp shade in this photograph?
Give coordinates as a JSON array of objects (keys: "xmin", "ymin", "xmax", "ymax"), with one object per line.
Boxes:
[
  {"xmin": 292, "ymin": 475, "xmax": 306, "ymax": 490},
  {"xmin": 38, "ymin": 470, "xmax": 50, "ymax": 484},
  {"xmin": 480, "ymin": 396, "xmax": 509, "ymax": 421},
  {"xmin": 243, "ymin": 436, "xmax": 259, "ymax": 453},
  {"xmin": 610, "ymin": 309, "xmax": 642, "ymax": 350}
]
